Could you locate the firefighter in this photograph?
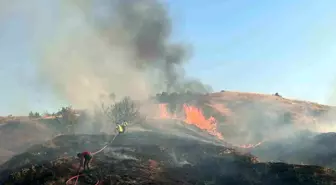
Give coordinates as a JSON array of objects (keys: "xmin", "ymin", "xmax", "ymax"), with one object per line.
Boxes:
[
  {"xmin": 116, "ymin": 121, "xmax": 128, "ymax": 134},
  {"xmin": 77, "ymin": 151, "xmax": 92, "ymax": 172}
]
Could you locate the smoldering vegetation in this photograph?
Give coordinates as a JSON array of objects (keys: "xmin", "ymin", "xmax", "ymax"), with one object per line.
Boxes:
[
  {"xmin": 2, "ymin": 132, "xmax": 336, "ymax": 185},
  {"xmin": 252, "ymin": 131, "xmax": 336, "ymax": 169}
]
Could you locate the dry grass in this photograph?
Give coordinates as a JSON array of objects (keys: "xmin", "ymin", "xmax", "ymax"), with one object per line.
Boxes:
[
  {"xmin": 0, "ymin": 120, "xmax": 54, "ymax": 164},
  {"xmin": 0, "ymin": 91, "xmax": 334, "ymax": 164},
  {"xmin": 204, "ymin": 91, "xmax": 333, "ymax": 126}
]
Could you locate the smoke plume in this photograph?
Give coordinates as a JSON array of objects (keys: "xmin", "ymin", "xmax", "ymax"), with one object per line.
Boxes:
[{"xmin": 33, "ymin": 0, "xmax": 212, "ymax": 110}]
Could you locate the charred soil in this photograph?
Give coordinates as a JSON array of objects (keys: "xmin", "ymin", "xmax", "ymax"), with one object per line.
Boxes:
[
  {"xmin": 252, "ymin": 132, "xmax": 336, "ymax": 169},
  {"xmin": 1, "ymin": 132, "xmax": 336, "ymax": 185}
]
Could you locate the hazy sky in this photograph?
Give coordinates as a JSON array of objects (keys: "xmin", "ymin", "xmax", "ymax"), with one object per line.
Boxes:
[
  {"xmin": 168, "ymin": 0, "xmax": 336, "ymax": 102},
  {"xmin": 0, "ymin": 0, "xmax": 336, "ymax": 115}
]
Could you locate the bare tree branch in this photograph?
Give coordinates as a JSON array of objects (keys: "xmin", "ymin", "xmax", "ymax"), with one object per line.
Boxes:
[
  {"xmin": 55, "ymin": 106, "xmax": 78, "ymax": 134},
  {"xmin": 102, "ymin": 96, "xmax": 144, "ymax": 125}
]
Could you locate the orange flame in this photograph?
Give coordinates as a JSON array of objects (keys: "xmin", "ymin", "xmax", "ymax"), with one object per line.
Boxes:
[
  {"xmin": 158, "ymin": 104, "xmax": 175, "ymax": 119},
  {"xmin": 157, "ymin": 104, "xmax": 224, "ymax": 140},
  {"xmin": 156, "ymin": 103, "xmax": 263, "ymax": 149},
  {"xmin": 183, "ymin": 104, "xmax": 224, "ymax": 140}
]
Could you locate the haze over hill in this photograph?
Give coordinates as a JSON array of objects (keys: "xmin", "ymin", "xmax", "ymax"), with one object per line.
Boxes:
[
  {"xmin": 1, "ymin": 0, "xmax": 336, "ymax": 184},
  {"xmin": 1, "ymin": 91, "xmax": 336, "ymax": 164}
]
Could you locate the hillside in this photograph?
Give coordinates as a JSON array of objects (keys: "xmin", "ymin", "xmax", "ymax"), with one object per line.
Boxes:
[
  {"xmin": 152, "ymin": 91, "xmax": 334, "ymax": 145},
  {"xmin": 1, "ymin": 132, "xmax": 336, "ymax": 185},
  {"xmin": 0, "ymin": 91, "xmax": 334, "ymax": 161},
  {"xmin": 1, "ymin": 91, "xmax": 336, "ymax": 184},
  {"xmin": 251, "ymin": 132, "xmax": 336, "ymax": 169},
  {"xmin": 0, "ymin": 120, "xmax": 55, "ymax": 164}
]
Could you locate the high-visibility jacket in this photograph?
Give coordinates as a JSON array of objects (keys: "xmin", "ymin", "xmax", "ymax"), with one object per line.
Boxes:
[{"xmin": 116, "ymin": 124, "xmax": 126, "ymax": 133}]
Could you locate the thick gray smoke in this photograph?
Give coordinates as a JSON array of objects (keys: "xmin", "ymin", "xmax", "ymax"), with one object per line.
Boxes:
[
  {"xmin": 32, "ymin": 0, "xmax": 212, "ymax": 109},
  {"xmin": 95, "ymin": 0, "xmax": 212, "ymax": 93}
]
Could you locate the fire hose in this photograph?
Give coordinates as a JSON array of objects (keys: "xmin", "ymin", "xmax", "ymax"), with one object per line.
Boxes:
[{"xmin": 66, "ymin": 133, "xmax": 119, "ymax": 185}]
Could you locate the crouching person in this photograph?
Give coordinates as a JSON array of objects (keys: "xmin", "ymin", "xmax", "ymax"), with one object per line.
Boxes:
[{"xmin": 77, "ymin": 151, "xmax": 92, "ymax": 172}]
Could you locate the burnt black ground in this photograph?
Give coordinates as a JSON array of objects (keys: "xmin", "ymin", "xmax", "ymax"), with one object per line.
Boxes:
[
  {"xmin": 1, "ymin": 131, "xmax": 336, "ymax": 185},
  {"xmin": 252, "ymin": 131, "xmax": 336, "ymax": 169}
]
